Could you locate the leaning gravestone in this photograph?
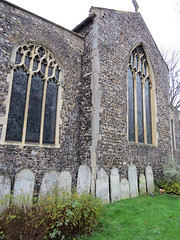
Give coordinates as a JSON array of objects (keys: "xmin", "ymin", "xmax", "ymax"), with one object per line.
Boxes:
[
  {"xmin": 77, "ymin": 164, "xmax": 91, "ymax": 195},
  {"xmin": 58, "ymin": 170, "xmax": 72, "ymax": 195},
  {"xmin": 120, "ymin": 178, "xmax": 130, "ymax": 200},
  {"xmin": 110, "ymin": 168, "xmax": 120, "ymax": 202},
  {"xmin": 145, "ymin": 166, "xmax": 155, "ymax": 193},
  {"xmin": 139, "ymin": 173, "xmax": 146, "ymax": 195},
  {"xmin": 128, "ymin": 165, "xmax": 139, "ymax": 198},
  {"xmin": 96, "ymin": 168, "xmax": 110, "ymax": 203},
  {"xmin": 0, "ymin": 173, "xmax": 11, "ymax": 211},
  {"xmin": 39, "ymin": 170, "xmax": 60, "ymax": 200},
  {"xmin": 13, "ymin": 169, "xmax": 35, "ymax": 206}
]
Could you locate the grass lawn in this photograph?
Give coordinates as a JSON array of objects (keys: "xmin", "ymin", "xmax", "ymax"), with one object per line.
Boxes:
[{"xmin": 78, "ymin": 194, "xmax": 180, "ymax": 240}]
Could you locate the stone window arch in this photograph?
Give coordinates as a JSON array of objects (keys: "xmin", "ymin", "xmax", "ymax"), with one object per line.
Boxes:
[
  {"xmin": 5, "ymin": 44, "xmax": 62, "ymax": 146},
  {"xmin": 127, "ymin": 45, "xmax": 157, "ymax": 145}
]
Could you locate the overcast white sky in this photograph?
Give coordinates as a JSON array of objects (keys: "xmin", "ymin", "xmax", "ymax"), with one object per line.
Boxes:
[{"xmin": 7, "ymin": 0, "xmax": 180, "ymax": 52}]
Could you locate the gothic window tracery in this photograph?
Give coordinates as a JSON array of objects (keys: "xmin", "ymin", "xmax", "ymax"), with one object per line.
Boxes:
[
  {"xmin": 6, "ymin": 44, "xmax": 61, "ymax": 145},
  {"xmin": 128, "ymin": 45, "xmax": 153, "ymax": 144}
]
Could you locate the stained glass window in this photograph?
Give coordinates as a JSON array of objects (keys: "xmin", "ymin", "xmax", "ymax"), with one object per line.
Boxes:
[
  {"xmin": 43, "ymin": 81, "xmax": 58, "ymax": 144},
  {"xmin": 128, "ymin": 45, "xmax": 153, "ymax": 144},
  {"xmin": 137, "ymin": 74, "xmax": 144, "ymax": 143},
  {"xmin": 145, "ymin": 79, "xmax": 152, "ymax": 144},
  {"xmin": 128, "ymin": 67, "xmax": 135, "ymax": 142},
  {"xmin": 26, "ymin": 74, "xmax": 44, "ymax": 142},
  {"xmin": 6, "ymin": 44, "xmax": 61, "ymax": 145},
  {"xmin": 6, "ymin": 68, "xmax": 28, "ymax": 141}
]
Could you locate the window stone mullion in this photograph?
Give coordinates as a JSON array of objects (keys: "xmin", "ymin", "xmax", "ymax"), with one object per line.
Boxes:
[{"xmin": 22, "ymin": 46, "xmax": 35, "ymax": 144}]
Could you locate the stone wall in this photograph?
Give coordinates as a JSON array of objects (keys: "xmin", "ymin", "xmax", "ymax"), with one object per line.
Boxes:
[
  {"xmin": 75, "ymin": 7, "xmax": 173, "ymax": 180},
  {"xmin": 0, "ymin": 0, "xmax": 84, "ymax": 191},
  {"xmin": 90, "ymin": 8, "xmax": 171, "ymax": 179},
  {"xmin": 170, "ymin": 106, "xmax": 180, "ymax": 163}
]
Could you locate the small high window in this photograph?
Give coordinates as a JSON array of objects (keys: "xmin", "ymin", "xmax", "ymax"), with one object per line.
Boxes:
[
  {"xmin": 6, "ymin": 44, "xmax": 61, "ymax": 145},
  {"xmin": 128, "ymin": 45, "xmax": 154, "ymax": 144}
]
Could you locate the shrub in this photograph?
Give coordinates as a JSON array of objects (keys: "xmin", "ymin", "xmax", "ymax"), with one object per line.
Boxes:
[
  {"xmin": 0, "ymin": 190, "xmax": 103, "ymax": 239},
  {"xmin": 163, "ymin": 157, "xmax": 180, "ymax": 184},
  {"xmin": 155, "ymin": 157, "xmax": 180, "ymax": 195},
  {"xmin": 161, "ymin": 182, "xmax": 180, "ymax": 195}
]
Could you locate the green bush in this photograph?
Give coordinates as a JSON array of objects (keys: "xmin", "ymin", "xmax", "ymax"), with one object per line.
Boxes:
[
  {"xmin": 0, "ymin": 189, "xmax": 103, "ymax": 240},
  {"xmin": 161, "ymin": 182, "xmax": 180, "ymax": 195},
  {"xmin": 163, "ymin": 157, "xmax": 180, "ymax": 184},
  {"xmin": 155, "ymin": 157, "xmax": 180, "ymax": 195}
]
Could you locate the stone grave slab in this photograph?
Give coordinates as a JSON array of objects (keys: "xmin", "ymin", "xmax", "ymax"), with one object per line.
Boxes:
[
  {"xmin": 128, "ymin": 165, "xmax": 139, "ymax": 198},
  {"xmin": 110, "ymin": 168, "xmax": 120, "ymax": 202},
  {"xmin": 96, "ymin": 168, "xmax": 109, "ymax": 203},
  {"xmin": 0, "ymin": 173, "xmax": 11, "ymax": 211},
  {"xmin": 13, "ymin": 169, "xmax": 35, "ymax": 206},
  {"xmin": 58, "ymin": 170, "xmax": 72, "ymax": 195},
  {"xmin": 145, "ymin": 166, "xmax": 155, "ymax": 193},
  {"xmin": 120, "ymin": 178, "xmax": 130, "ymax": 199},
  {"xmin": 139, "ymin": 173, "xmax": 146, "ymax": 195},
  {"xmin": 39, "ymin": 170, "xmax": 60, "ymax": 200},
  {"xmin": 77, "ymin": 164, "xmax": 91, "ymax": 195}
]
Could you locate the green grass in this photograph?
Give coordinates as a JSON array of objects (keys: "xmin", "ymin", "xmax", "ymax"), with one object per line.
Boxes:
[{"xmin": 78, "ymin": 194, "xmax": 180, "ymax": 240}]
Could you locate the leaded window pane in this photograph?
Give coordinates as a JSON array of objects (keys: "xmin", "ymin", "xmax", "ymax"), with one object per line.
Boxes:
[
  {"xmin": 25, "ymin": 55, "xmax": 31, "ymax": 69},
  {"xmin": 128, "ymin": 67, "xmax": 135, "ymax": 142},
  {"xmin": 43, "ymin": 81, "xmax": 58, "ymax": 144},
  {"xmin": 131, "ymin": 53, "xmax": 134, "ymax": 66},
  {"xmin": 33, "ymin": 59, "xmax": 39, "ymax": 71},
  {"xmin": 137, "ymin": 74, "xmax": 144, "ymax": 143},
  {"xmin": 135, "ymin": 55, "xmax": 138, "ymax": 69},
  {"xmin": 26, "ymin": 74, "xmax": 44, "ymax": 142},
  {"xmin": 6, "ymin": 68, "xmax": 28, "ymax": 141},
  {"xmin": 41, "ymin": 61, "xmax": 47, "ymax": 75},
  {"xmin": 48, "ymin": 65, "xmax": 53, "ymax": 77},
  {"xmin": 145, "ymin": 79, "xmax": 152, "ymax": 144},
  {"xmin": 15, "ymin": 49, "xmax": 22, "ymax": 65},
  {"xmin": 6, "ymin": 44, "xmax": 61, "ymax": 145}
]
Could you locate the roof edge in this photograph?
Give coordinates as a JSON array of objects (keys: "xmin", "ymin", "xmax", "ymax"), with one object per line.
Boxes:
[
  {"xmin": 73, "ymin": 6, "xmax": 139, "ymax": 33},
  {"xmin": 73, "ymin": 16, "xmax": 94, "ymax": 32},
  {"xmin": 0, "ymin": 0, "xmax": 84, "ymax": 38}
]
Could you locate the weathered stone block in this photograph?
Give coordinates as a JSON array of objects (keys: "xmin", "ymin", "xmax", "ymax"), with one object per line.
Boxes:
[
  {"xmin": 128, "ymin": 165, "xmax": 139, "ymax": 198},
  {"xmin": 0, "ymin": 173, "xmax": 11, "ymax": 211},
  {"xmin": 120, "ymin": 178, "xmax": 130, "ymax": 200},
  {"xmin": 96, "ymin": 168, "xmax": 109, "ymax": 203},
  {"xmin": 13, "ymin": 169, "xmax": 35, "ymax": 206},
  {"xmin": 59, "ymin": 171, "xmax": 72, "ymax": 195},
  {"xmin": 39, "ymin": 170, "xmax": 60, "ymax": 200},
  {"xmin": 139, "ymin": 173, "xmax": 146, "ymax": 195},
  {"xmin": 145, "ymin": 166, "xmax": 155, "ymax": 193},
  {"xmin": 77, "ymin": 164, "xmax": 91, "ymax": 194},
  {"xmin": 110, "ymin": 168, "xmax": 120, "ymax": 202}
]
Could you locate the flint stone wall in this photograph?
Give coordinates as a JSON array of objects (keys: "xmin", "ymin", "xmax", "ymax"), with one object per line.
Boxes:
[
  {"xmin": 0, "ymin": 0, "xmax": 85, "ymax": 191},
  {"xmin": 75, "ymin": 8, "xmax": 172, "ymax": 180},
  {"xmin": 170, "ymin": 106, "xmax": 180, "ymax": 163}
]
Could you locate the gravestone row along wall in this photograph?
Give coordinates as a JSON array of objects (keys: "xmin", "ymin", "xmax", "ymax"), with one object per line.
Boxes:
[{"xmin": 0, "ymin": 164, "xmax": 155, "ymax": 210}]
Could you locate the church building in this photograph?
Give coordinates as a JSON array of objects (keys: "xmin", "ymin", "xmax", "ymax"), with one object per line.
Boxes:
[{"xmin": 0, "ymin": 0, "xmax": 179, "ymax": 193}]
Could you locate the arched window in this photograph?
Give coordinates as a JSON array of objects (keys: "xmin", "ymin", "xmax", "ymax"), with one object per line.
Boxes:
[
  {"xmin": 128, "ymin": 45, "xmax": 153, "ymax": 144},
  {"xmin": 6, "ymin": 44, "xmax": 61, "ymax": 145}
]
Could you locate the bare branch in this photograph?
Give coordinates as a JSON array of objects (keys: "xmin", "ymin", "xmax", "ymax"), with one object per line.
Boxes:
[{"xmin": 161, "ymin": 48, "xmax": 180, "ymax": 110}]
